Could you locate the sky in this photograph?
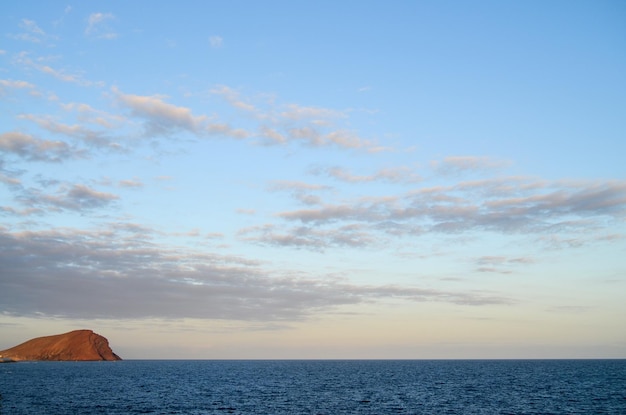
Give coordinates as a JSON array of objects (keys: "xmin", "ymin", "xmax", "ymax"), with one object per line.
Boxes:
[{"xmin": 1, "ymin": 1, "xmax": 625, "ymax": 359}]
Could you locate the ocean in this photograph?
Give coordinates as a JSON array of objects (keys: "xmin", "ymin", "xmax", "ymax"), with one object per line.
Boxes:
[{"xmin": 1, "ymin": 360, "xmax": 625, "ymax": 414}]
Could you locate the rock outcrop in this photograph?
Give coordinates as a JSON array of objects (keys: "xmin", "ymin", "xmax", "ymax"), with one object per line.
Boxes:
[{"xmin": 0, "ymin": 330, "xmax": 122, "ymax": 361}]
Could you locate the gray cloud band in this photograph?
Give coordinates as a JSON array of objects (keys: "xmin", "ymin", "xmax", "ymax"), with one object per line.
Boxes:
[
  {"xmin": 240, "ymin": 179, "xmax": 626, "ymax": 251},
  {"xmin": 0, "ymin": 226, "xmax": 509, "ymax": 321}
]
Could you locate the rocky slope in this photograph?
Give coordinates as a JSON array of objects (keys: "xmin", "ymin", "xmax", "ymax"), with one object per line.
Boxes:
[{"xmin": 0, "ymin": 330, "xmax": 122, "ymax": 361}]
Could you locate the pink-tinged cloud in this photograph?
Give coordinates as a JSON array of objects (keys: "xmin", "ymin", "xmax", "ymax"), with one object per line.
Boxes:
[
  {"xmin": 0, "ymin": 131, "xmax": 77, "ymax": 162},
  {"xmin": 113, "ymin": 87, "xmax": 248, "ymax": 139}
]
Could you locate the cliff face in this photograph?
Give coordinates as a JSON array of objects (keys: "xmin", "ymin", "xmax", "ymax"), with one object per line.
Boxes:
[{"xmin": 0, "ymin": 330, "xmax": 122, "ymax": 361}]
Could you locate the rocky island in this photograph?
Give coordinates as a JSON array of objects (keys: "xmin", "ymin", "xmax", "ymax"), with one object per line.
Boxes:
[{"xmin": 0, "ymin": 329, "xmax": 122, "ymax": 362}]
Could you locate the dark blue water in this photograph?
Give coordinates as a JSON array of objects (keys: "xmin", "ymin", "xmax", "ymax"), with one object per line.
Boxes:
[{"xmin": 1, "ymin": 360, "xmax": 625, "ymax": 414}]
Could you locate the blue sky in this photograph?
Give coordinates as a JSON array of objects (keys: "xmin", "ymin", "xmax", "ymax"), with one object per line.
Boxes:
[{"xmin": 1, "ymin": 1, "xmax": 625, "ymax": 359}]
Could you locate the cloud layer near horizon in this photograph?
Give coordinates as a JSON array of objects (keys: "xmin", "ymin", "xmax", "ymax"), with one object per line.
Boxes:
[{"xmin": 0, "ymin": 225, "xmax": 510, "ymax": 322}]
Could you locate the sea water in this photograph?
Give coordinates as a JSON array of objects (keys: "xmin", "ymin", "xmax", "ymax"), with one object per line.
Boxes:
[{"xmin": 1, "ymin": 360, "xmax": 625, "ymax": 414}]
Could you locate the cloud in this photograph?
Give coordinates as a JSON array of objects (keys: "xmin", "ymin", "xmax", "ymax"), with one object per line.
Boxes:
[
  {"xmin": 0, "ymin": 131, "xmax": 78, "ymax": 162},
  {"xmin": 279, "ymin": 103, "xmax": 344, "ymax": 121},
  {"xmin": 267, "ymin": 181, "xmax": 331, "ymax": 206},
  {"xmin": 85, "ymin": 12, "xmax": 117, "ymax": 39},
  {"xmin": 431, "ymin": 156, "xmax": 512, "ymax": 176},
  {"xmin": 0, "ymin": 79, "xmax": 37, "ymax": 96},
  {"xmin": 39, "ymin": 65, "xmax": 102, "ymax": 87},
  {"xmin": 118, "ymin": 178, "xmax": 143, "ymax": 188},
  {"xmin": 258, "ymin": 126, "xmax": 287, "ymax": 144},
  {"xmin": 117, "ymin": 89, "xmax": 208, "ymax": 133},
  {"xmin": 40, "ymin": 65, "xmax": 76, "ymax": 83},
  {"xmin": 476, "ymin": 267, "xmax": 513, "ymax": 274},
  {"xmin": 537, "ymin": 233, "xmax": 626, "ymax": 250},
  {"xmin": 64, "ymin": 184, "xmax": 118, "ymax": 209},
  {"xmin": 278, "ymin": 203, "xmax": 381, "ymax": 225},
  {"xmin": 268, "ymin": 181, "xmax": 330, "ymax": 192},
  {"xmin": 245, "ymin": 177, "xmax": 626, "ymax": 250},
  {"xmin": 13, "ymin": 52, "xmax": 100, "ymax": 87},
  {"xmin": 0, "ymin": 174, "xmax": 22, "ymax": 187},
  {"xmin": 212, "ymin": 86, "xmax": 384, "ymax": 151},
  {"xmin": 285, "ymin": 127, "xmax": 377, "ymax": 150},
  {"xmin": 209, "ymin": 35, "xmax": 223, "ymax": 48},
  {"xmin": 0, "ymin": 206, "xmax": 42, "ymax": 216},
  {"xmin": 10, "ymin": 19, "xmax": 55, "ymax": 43},
  {"xmin": 61, "ymin": 102, "xmax": 125, "ymax": 129},
  {"xmin": 324, "ymin": 130, "xmax": 377, "ymax": 150},
  {"xmin": 17, "ymin": 183, "xmax": 118, "ymax": 213},
  {"xmin": 311, "ymin": 165, "xmax": 422, "ymax": 184},
  {"xmin": 0, "ymin": 160, "xmax": 23, "ymax": 186},
  {"xmin": 0, "ymin": 226, "xmax": 510, "ymax": 321},
  {"xmin": 284, "ymin": 125, "xmax": 382, "ymax": 152},
  {"xmin": 211, "ymin": 85, "xmax": 258, "ymax": 113},
  {"xmin": 113, "ymin": 87, "xmax": 248, "ymax": 139},
  {"xmin": 476, "ymin": 256, "xmax": 535, "ymax": 266},
  {"xmin": 52, "ymin": 5, "xmax": 73, "ymax": 27},
  {"xmin": 482, "ymin": 180, "xmax": 626, "ymax": 217},
  {"xmin": 18, "ymin": 114, "xmax": 115, "ymax": 149},
  {"xmin": 21, "ymin": 19, "xmax": 45, "ymax": 35},
  {"xmin": 239, "ymin": 223, "xmax": 378, "ymax": 251},
  {"xmin": 475, "ymin": 256, "xmax": 535, "ymax": 274},
  {"xmin": 10, "ymin": 82, "xmax": 378, "ymax": 152}
]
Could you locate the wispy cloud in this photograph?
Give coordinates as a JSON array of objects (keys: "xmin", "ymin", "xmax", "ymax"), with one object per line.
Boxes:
[
  {"xmin": 267, "ymin": 181, "xmax": 331, "ymax": 206},
  {"xmin": 431, "ymin": 156, "xmax": 512, "ymax": 176},
  {"xmin": 0, "ymin": 79, "xmax": 37, "ymax": 96},
  {"xmin": 53, "ymin": 5, "xmax": 73, "ymax": 27},
  {"xmin": 475, "ymin": 255, "xmax": 535, "ymax": 274},
  {"xmin": 244, "ymin": 177, "xmax": 626, "ymax": 251},
  {"xmin": 279, "ymin": 103, "xmax": 345, "ymax": 121},
  {"xmin": 85, "ymin": 12, "xmax": 117, "ymax": 39},
  {"xmin": 211, "ymin": 85, "xmax": 258, "ymax": 113},
  {"xmin": 118, "ymin": 178, "xmax": 144, "ymax": 188},
  {"xmin": 311, "ymin": 165, "xmax": 422, "ymax": 184},
  {"xmin": 476, "ymin": 256, "xmax": 535, "ymax": 265},
  {"xmin": 10, "ymin": 19, "xmax": 55, "ymax": 43},
  {"xmin": 39, "ymin": 64, "xmax": 105, "ymax": 87},
  {"xmin": 212, "ymin": 86, "xmax": 384, "ymax": 151},
  {"xmin": 537, "ymin": 233, "xmax": 625, "ymax": 250},
  {"xmin": 267, "ymin": 181, "xmax": 331, "ymax": 192},
  {"xmin": 209, "ymin": 35, "xmax": 223, "ymax": 48},
  {"xmin": 61, "ymin": 102, "xmax": 125, "ymax": 129},
  {"xmin": 13, "ymin": 52, "xmax": 102, "ymax": 87}
]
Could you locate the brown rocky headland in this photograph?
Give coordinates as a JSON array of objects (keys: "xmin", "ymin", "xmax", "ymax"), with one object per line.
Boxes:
[{"xmin": 0, "ymin": 329, "xmax": 122, "ymax": 362}]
